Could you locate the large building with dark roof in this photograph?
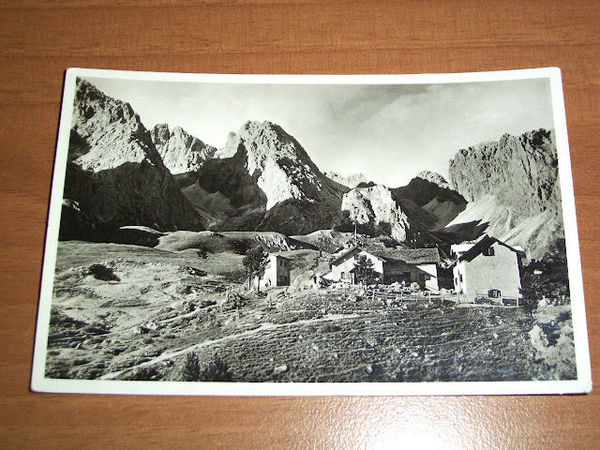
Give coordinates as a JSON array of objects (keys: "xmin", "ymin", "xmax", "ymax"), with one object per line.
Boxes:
[{"xmin": 323, "ymin": 246, "xmax": 441, "ymax": 289}]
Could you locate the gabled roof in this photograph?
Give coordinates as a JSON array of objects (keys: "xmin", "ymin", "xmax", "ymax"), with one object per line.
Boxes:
[
  {"xmin": 452, "ymin": 235, "xmax": 524, "ymax": 266},
  {"xmin": 269, "ymin": 252, "xmax": 291, "ymax": 260},
  {"xmin": 330, "ymin": 246, "xmax": 370, "ymax": 267},
  {"xmin": 368, "ymin": 247, "xmax": 441, "ymax": 264}
]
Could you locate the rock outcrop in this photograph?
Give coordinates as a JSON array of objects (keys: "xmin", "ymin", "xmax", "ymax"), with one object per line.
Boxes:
[
  {"xmin": 392, "ymin": 172, "xmax": 467, "ymax": 228},
  {"xmin": 341, "ymin": 184, "xmax": 411, "ymax": 242},
  {"xmin": 189, "ymin": 121, "xmax": 349, "ymax": 234},
  {"xmin": 415, "ymin": 170, "xmax": 450, "ymax": 189},
  {"xmin": 61, "ymin": 79, "xmax": 203, "ymax": 241},
  {"xmin": 448, "ymin": 128, "xmax": 563, "ymax": 259},
  {"xmin": 324, "ymin": 171, "xmax": 368, "ymax": 188},
  {"xmin": 150, "ymin": 124, "xmax": 216, "ymax": 175}
]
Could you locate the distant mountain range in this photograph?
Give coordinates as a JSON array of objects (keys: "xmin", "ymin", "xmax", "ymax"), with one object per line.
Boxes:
[
  {"xmin": 60, "ymin": 78, "xmax": 564, "ymax": 260},
  {"xmin": 324, "ymin": 172, "xmax": 369, "ymax": 188}
]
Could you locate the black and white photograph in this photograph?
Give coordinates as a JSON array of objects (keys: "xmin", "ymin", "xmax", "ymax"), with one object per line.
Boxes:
[{"xmin": 31, "ymin": 68, "xmax": 591, "ymax": 395}]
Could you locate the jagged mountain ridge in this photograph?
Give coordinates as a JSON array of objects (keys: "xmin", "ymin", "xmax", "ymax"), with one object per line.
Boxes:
[
  {"xmin": 338, "ymin": 171, "xmax": 467, "ymax": 245},
  {"xmin": 184, "ymin": 120, "xmax": 349, "ymax": 234},
  {"xmin": 60, "ymin": 79, "xmax": 203, "ymax": 241},
  {"xmin": 415, "ymin": 170, "xmax": 450, "ymax": 189},
  {"xmin": 391, "ymin": 172, "xmax": 467, "ymax": 228},
  {"xmin": 61, "ymin": 80, "xmax": 563, "ymax": 261},
  {"xmin": 324, "ymin": 171, "xmax": 369, "ymax": 188},
  {"xmin": 448, "ymin": 128, "xmax": 563, "ymax": 259},
  {"xmin": 341, "ymin": 184, "xmax": 412, "ymax": 242},
  {"xmin": 150, "ymin": 124, "xmax": 216, "ymax": 175}
]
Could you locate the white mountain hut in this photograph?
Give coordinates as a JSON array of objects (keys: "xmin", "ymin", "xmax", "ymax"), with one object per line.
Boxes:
[
  {"xmin": 450, "ymin": 235, "xmax": 524, "ymax": 301},
  {"xmin": 253, "ymin": 253, "xmax": 291, "ymax": 290}
]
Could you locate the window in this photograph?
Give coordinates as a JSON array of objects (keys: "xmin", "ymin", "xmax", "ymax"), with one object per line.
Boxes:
[
  {"xmin": 488, "ymin": 289, "xmax": 501, "ymax": 298},
  {"xmin": 483, "ymin": 246, "xmax": 495, "ymax": 256}
]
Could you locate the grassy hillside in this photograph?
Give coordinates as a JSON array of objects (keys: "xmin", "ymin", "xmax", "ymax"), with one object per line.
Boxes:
[{"xmin": 45, "ymin": 241, "xmax": 575, "ymax": 383}]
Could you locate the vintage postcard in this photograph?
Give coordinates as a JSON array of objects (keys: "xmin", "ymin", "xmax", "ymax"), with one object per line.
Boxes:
[{"xmin": 31, "ymin": 68, "xmax": 591, "ymax": 395}]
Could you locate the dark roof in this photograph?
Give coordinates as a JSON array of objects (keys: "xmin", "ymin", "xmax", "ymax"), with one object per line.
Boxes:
[
  {"xmin": 452, "ymin": 235, "xmax": 524, "ymax": 266},
  {"xmin": 368, "ymin": 247, "xmax": 441, "ymax": 264},
  {"xmin": 377, "ymin": 260, "xmax": 431, "ymax": 276}
]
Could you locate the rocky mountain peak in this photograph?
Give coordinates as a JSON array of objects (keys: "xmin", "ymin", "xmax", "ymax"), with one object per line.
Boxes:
[
  {"xmin": 415, "ymin": 170, "xmax": 450, "ymax": 189},
  {"xmin": 214, "ymin": 120, "xmax": 330, "ymax": 210},
  {"xmin": 449, "ymin": 128, "xmax": 558, "ymax": 209},
  {"xmin": 341, "ymin": 184, "xmax": 411, "ymax": 242},
  {"xmin": 62, "ymin": 79, "xmax": 202, "ymax": 238},
  {"xmin": 151, "ymin": 123, "xmax": 171, "ymax": 146},
  {"xmin": 190, "ymin": 121, "xmax": 348, "ymax": 234},
  {"xmin": 71, "ymin": 78, "xmax": 164, "ymax": 172},
  {"xmin": 236, "ymin": 121, "xmax": 315, "ymax": 167},
  {"xmin": 448, "ymin": 128, "xmax": 562, "ymax": 259},
  {"xmin": 150, "ymin": 123, "xmax": 216, "ymax": 174}
]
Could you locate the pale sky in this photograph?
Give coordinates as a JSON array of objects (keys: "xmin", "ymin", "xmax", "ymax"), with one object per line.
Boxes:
[{"xmin": 85, "ymin": 76, "xmax": 554, "ymax": 187}]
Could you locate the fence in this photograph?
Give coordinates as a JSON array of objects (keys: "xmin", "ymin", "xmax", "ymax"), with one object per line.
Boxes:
[{"xmin": 472, "ymin": 289, "xmax": 522, "ymax": 307}]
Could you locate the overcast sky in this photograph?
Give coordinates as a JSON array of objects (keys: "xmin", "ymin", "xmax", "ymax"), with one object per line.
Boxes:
[{"xmin": 86, "ymin": 76, "xmax": 554, "ymax": 187}]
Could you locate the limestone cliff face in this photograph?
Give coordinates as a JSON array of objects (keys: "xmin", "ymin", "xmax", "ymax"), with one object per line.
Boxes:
[
  {"xmin": 341, "ymin": 184, "xmax": 411, "ymax": 242},
  {"xmin": 62, "ymin": 79, "xmax": 202, "ymax": 240},
  {"xmin": 448, "ymin": 129, "xmax": 563, "ymax": 259},
  {"xmin": 150, "ymin": 124, "xmax": 216, "ymax": 175},
  {"xmin": 221, "ymin": 121, "xmax": 344, "ymax": 210},
  {"xmin": 192, "ymin": 121, "xmax": 348, "ymax": 234}
]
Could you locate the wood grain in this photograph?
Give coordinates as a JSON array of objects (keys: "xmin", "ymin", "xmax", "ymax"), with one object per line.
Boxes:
[{"xmin": 1, "ymin": 0, "xmax": 599, "ymax": 447}]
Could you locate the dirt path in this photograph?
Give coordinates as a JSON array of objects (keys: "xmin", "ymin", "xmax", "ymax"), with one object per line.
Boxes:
[{"xmin": 99, "ymin": 313, "xmax": 362, "ymax": 380}]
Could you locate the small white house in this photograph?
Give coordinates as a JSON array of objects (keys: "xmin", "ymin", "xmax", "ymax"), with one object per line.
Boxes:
[
  {"xmin": 323, "ymin": 246, "xmax": 441, "ymax": 289},
  {"xmin": 254, "ymin": 253, "xmax": 291, "ymax": 290},
  {"xmin": 323, "ymin": 247, "xmax": 385, "ymax": 284},
  {"xmin": 451, "ymin": 235, "xmax": 524, "ymax": 300}
]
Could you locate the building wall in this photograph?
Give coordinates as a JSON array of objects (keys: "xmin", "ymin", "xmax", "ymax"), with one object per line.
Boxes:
[
  {"xmin": 324, "ymin": 251, "xmax": 384, "ymax": 283},
  {"xmin": 255, "ymin": 255, "xmax": 290, "ymax": 290},
  {"xmin": 454, "ymin": 243, "xmax": 521, "ymax": 299},
  {"xmin": 453, "ymin": 261, "xmax": 467, "ymax": 294},
  {"xmin": 383, "ymin": 264, "xmax": 439, "ymax": 289},
  {"xmin": 417, "ymin": 263, "xmax": 439, "ymax": 290}
]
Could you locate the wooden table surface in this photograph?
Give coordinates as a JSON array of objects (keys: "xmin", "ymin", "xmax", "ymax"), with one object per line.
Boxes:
[{"xmin": 1, "ymin": 0, "xmax": 599, "ymax": 447}]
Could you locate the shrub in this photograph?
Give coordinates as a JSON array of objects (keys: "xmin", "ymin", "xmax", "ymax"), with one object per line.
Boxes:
[
  {"xmin": 179, "ymin": 352, "xmax": 233, "ymax": 382},
  {"xmin": 180, "ymin": 352, "xmax": 202, "ymax": 381},
  {"xmin": 128, "ymin": 366, "xmax": 162, "ymax": 381},
  {"xmin": 521, "ymin": 256, "xmax": 569, "ymax": 301},
  {"xmin": 88, "ymin": 264, "xmax": 120, "ymax": 282},
  {"xmin": 200, "ymin": 353, "xmax": 233, "ymax": 382}
]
